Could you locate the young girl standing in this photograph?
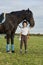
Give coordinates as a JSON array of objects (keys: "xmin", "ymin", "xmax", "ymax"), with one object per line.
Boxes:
[{"xmin": 20, "ymin": 20, "xmax": 31, "ymax": 53}]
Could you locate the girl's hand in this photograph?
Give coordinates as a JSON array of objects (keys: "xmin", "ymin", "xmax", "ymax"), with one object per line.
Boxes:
[
  {"xmin": 27, "ymin": 35, "xmax": 30, "ymax": 39},
  {"xmin": 19, "ymin": 36, "xmax": 21, "ymax": 41},
  {"xmin": 19, "ymin": 32, "xmax": 22, "ymax": 41}
]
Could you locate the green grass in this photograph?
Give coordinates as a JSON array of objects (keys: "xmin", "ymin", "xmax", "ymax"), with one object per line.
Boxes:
[{"xmin": 0, "ymin": 35, "xmax": 43, "ymax": 65}]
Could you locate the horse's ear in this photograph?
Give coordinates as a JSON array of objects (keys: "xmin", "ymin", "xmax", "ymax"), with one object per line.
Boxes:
[{"xmin": 28, "ymin": 8, "xmax": 29, "ymax": 12}]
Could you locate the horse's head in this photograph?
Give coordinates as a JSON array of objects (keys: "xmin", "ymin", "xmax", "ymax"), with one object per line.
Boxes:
[{"xmin": 25, "ymin": 8, "xmax": 35, "ymax": 27}]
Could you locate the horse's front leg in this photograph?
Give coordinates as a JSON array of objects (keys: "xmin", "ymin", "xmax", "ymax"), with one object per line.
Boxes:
[
  {"xmin": 6, "ymin": 34, "xmax": 10, "ymax": 52},
  {"xmin": 11, "ymin": 33, "xmax": 15, "ymax": 53}
]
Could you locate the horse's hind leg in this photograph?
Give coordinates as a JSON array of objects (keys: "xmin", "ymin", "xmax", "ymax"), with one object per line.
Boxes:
[
  {"xmin": 11, "ymin": 34, "xmax": 15, "ymax": 53},
  {"xmin": 6, "ymin": 34, "xmax": 10, "ymax": 52}
]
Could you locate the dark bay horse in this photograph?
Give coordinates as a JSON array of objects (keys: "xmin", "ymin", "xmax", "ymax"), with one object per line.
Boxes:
[{"xmin": 0, "ymin": 8, "xmax": 35, "ymax": 52}]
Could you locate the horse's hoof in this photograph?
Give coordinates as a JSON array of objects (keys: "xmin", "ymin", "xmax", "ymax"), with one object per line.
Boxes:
[
  {"xmin": 7, "ymin": 51, "xmax": 11, "ymax": 53},
  {"xmin": 11, "ymin": 51, "xmax": 15, "ymax": 53}
]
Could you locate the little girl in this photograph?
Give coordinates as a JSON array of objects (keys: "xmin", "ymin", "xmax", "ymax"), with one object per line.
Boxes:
[{"xmin": 20, "ymin": 20, "xmax": 30, "ymax": 53}]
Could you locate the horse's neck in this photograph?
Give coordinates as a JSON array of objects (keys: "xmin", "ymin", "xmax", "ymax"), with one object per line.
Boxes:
[{"xmin": 17, "ymin": 12, "xmax": 26, "ymax": 24}]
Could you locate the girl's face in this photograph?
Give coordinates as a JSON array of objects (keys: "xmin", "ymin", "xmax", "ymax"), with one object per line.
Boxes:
[{"xmin": 23, "ymin": 22, "xmax": 27, "ymax": 27}]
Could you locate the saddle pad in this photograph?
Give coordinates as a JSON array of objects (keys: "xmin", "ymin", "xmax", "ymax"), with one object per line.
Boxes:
[{"xmin": 0, "ymin": 13, "xmax": 6, "ymax": 24}]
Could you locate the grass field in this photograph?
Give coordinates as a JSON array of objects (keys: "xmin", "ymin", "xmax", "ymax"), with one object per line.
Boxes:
[{"xmin": 0, "ymin": 35, "xmax": 43, "ymax": 65}]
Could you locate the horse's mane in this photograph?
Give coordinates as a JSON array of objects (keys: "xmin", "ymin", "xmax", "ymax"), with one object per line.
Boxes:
[
  {"xmin": 10, "ymin": 10, "xmax": 26, "ymax": 15},
  {"xmin": 10, "ymin": 9, "xmax": 33, "ymax": 17}
]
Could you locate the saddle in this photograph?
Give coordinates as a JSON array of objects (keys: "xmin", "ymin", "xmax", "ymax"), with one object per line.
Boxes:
[{"xmin": 0, "ymin": 13, "xmax": 6, "ymax": 24}]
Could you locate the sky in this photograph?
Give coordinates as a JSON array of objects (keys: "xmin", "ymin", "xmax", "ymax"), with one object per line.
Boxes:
[{"xmin": 0, "ymin": 0, "xmax": 43, "ymax": 34}]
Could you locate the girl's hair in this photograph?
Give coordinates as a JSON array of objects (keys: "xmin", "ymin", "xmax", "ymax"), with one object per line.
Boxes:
[{"xmin": 22, "ymin": 20, "xmax": 28, "ymax": 26}]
